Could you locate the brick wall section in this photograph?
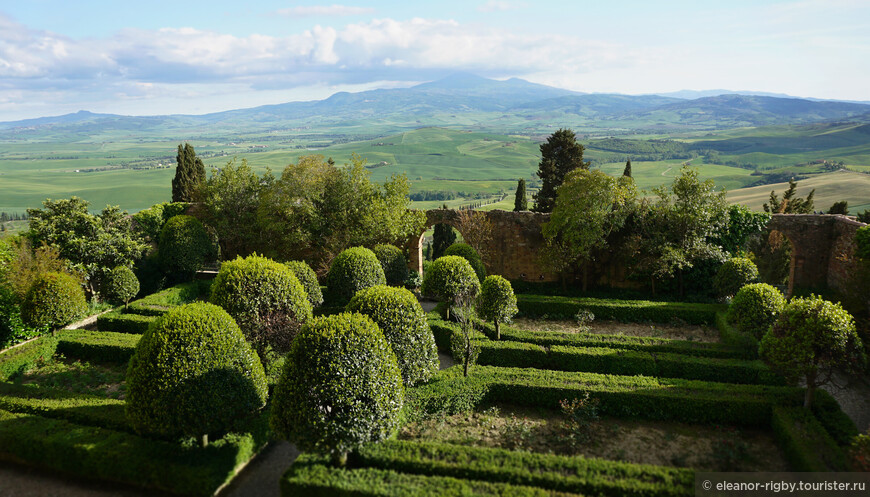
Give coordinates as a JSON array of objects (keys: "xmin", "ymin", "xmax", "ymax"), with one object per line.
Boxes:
[{"xmin": 767, "ymin": 214, "xmax": 866, "ymax": 296}]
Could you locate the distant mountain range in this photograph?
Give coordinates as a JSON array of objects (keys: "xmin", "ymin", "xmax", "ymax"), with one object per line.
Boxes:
[{"xmin": 2, "ymin": 73, "xmax": 869, "ymax": 134}]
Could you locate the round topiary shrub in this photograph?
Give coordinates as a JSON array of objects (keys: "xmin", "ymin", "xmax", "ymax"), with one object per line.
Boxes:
[
  {"xmin": 713, "ymin": 257, "xmax": 759, "ymax": 298},
  {"xmin": 371, "ymin": 244, "xmax": 409, "ymax": 287},
  {"xmin": 270, "ymin": 313, "xmax": 404, "ymax": 465},
  {"xmin": 102, "ymin": 265, "xmax": 140, "ymax": 308},
  {"xmin": 444, "ymin": 243, "xmax": 486, "ymax": 281},
  {"xmin": 158, "ymin": 215, "xmax": 216, "ymax": 280},
  {"xmin": 211, "ymin": 255, "xmax": 313, "ymax": 358},
  {"xmin": 477, "ymin": 275, "xmax": 518, "ymax": 340},
  {"xmin": 727, "ymin": 283, "xmax": 786, "ymax": 339},
  {"xmin": 21, "ymin": 272, "xmax": 87, "ymax": 332},
  {"xmin": 126, "ymin": 302, "xmax": 268, "ymax": 440},
  {"xmin": 421, "ymin": 255, "xmax": 480, "ymax": 319},
  {"xmin": 284, "ymin": 260, "xmax": 323, "ymax": 308},
  {"xmin": 325, "ymin": 247, "xmax": 386, "ymax": 305},
  {"xmin": 346, "ymin": 285, "xmax": 438, "ymax": 386}
]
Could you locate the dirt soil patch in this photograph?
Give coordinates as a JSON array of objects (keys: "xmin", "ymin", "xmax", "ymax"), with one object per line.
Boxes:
[
  {"xmin": 513, "ymin": 318, "xmax": 721, "ymax": 343},
  {"xmin": 399, "ymin": 404, "xmax": 788, "ymax": 472}
]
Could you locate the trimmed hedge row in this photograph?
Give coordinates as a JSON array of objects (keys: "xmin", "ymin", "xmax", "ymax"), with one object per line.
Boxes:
[
  {"xmin": 0, "ymin": 408, "xmax": 269, "ymax": 497},
  {"xmin": 516, "ymin": 294, "xmax": 724, "ymax": 325},
  {"xmin": 124, "ymin": 280, "xmax": 212, "ymax": 316},
  {"xmin": 0, "ymin": 382, "xmax": 128, "ymax": 432},
  {"xmin": 772, "ymin": 407, "xmax": 848, "ymax": 471},
  {"xmin": 95, "ymin": 311, "xmax": 156, "ymax": 334},
  {"xmin": 352, "ymin": 440, "xmax": 693, "ymax": 497},
  {"xmin": 0, "ymin": 335, "xmax": 58, "ymax": 381},
  {"xmin": 56, "ymin": 330, "xmax": 139, "ymax": 363},
  {"xmin": 282, "ymin": 455, "xmax": 584, "ymax": 497}
]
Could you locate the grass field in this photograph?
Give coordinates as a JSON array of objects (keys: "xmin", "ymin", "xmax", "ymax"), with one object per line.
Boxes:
[{"xmin": 726, "ymin": 170, "xmax": 870, "ymax": 213}]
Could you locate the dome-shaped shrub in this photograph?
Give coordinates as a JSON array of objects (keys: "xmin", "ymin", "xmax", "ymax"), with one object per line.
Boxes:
[
  {"xmin": 727, "ymin": 283, "xmax": 786, "ymax": 339},
  {"xmin": 477, "ymin": 275, "xmax": 518, "ymax": 340},
  {"xmin": 126, "ymin": 302, "xmax": 268, "ymax": 440},
  {"xmin": 21, "ymin": 272, "xmax": 86, "ymax": 332},
  {"xmin": 325, "ymin": 247, "xmax": 386, "ymax": 305},
  {"xmin": 371, "ymin": 244, "xmax": 409, "ymax": 287},
  {"xmin": 270, "ymin": 313, "xmax": 403, "ymax": 465},
  {"xmin": 713, "ymin": 257, "xmax": 759, "ymax": 298},
  {"xmin": 102, "ymin": 265, "xmax": 140, "ymax": 308},
  {"xmin": 158, "ymin": 215, "xmax": 216, "ymax": 279},
  {"xmin": 444, "ymin": 243, "xmax": 486, "ymax": 281},
  {"xmin": 421, "ymin": 256, "xmax": 480, "ymax": 315},
  {"xmin": 211, "ymin": 255, "xmax": 313, "ymax": 357},
  {"xmin": 284, "ymin": 260, "xmax": 323, "ymax": 308},
  {"xmin": 346, "ymin": 285, "xmax": 438, "ymax": 386}
]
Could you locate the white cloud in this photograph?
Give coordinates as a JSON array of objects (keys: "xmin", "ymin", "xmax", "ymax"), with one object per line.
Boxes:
[
  {"xmin": 477, "ymin": 1, "xmax": 526, "ymax": 12},
  {"xmin": 275, "ymin": 5, "xmax": 375, "ymax": 17}
]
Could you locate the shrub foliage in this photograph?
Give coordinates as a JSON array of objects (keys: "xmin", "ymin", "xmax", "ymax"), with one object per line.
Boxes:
[
  {"xmin": 158, "ymin": 215, "xmax": 215, "ymax": 279},
  {"xmin": 727, "ymin": 283, "xmax": 786, "ymax": 339},
  {"xmin": 102, "ymin": 266, "xmax": 140, "ymax": 307},
  {"xmin": 346, "ymin": 285, "xmax": 438, "ymax": 386},
  {"xmin": 126, "ymin": 302, "xmax": 268, "ymax": 439},
  {"xmin": 421, "ymin": 256, "xmax": 480, "ymax": 313},
  {"xmin": 444, "ymin": 243, "xmax": 486, "ymax": 281},
  {"xmin": 21, "ymin": 272, "xmax": 86, "ymax": 331},
  {"xmin": 325, "ymin": 247, "xmax": 386, "ymax": 305},
  {"xmin": 371, "ymin": 244, "xmax": 409, "ymax": 287},
  {"xmin": 713, "ymin": 257, "xmax": 759, "ymax": 298},
  {"xmin": 477, "ymin": 275, "xmax": 518, "ymax": 340},
  {"xmin": 284, "ymin": 260, "xmax": 323, "ymax": 308}
]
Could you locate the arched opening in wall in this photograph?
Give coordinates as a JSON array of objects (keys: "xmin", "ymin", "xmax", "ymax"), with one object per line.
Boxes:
[
  {"xmin": 410, "ymin": 223, "xmax": 470, "ymax": 277},
  {"xmin": 746, "ymin": 228, "xmax": 792, "ymax": 293}
]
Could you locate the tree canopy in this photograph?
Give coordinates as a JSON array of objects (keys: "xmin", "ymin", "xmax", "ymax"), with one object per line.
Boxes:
[
  {"xmin": 172, "ymin": 143, "xmax": 206, "ymax": 203},
  {"xmin": 513, "ymin": 179, "xmax": 528, "ymax": 211},
  {"xmin": 533, "ymin": 128, "xmax": 590, "ymax": 213}
]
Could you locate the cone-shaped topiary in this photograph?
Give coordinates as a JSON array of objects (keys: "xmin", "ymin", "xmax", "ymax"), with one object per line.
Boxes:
[
  {"xmin": 102, "ymin": 265, "xmax": 140, "ymax": 308},
  {"xmin": 284, "ymin": 260, "xmax": 323, "ymax": 308},
  {"xmin": 713, "ymin": 257, "xmax": 759, "ymax": 298},
  {"xmin": 126, "ymin": 302, "xmax": 268, "ymax": 440},
  {"xmin": 325, "ymin": 247, "xmax": 386, "ymax": 305},
  {"xmin": 727, "ymin": 283, "xmax": 786, "ymax": 339},
  {"xmin": 211, "ymin": 254, "xmax": 313, "ymax": 357},
  {"xmin": 444, "ymin": 242, "xmax": 486, "ymax": 281},
  {"xmin": 21, "ymin": 272, "xmax": 87, "ymax": 332},
  {"xmin": 270, "ymin": 313, "xmax": 404, "ymax": 466},
  {"xmin": 371, "ymin": 244, "xmax": 409, "ymax": 287},
  {"xmin": 421, "ymin": 255, "xmax": 480, "ymax": 319},
  {"xmin": 158, "ymin": 215, "xmax": 216, "ymax": 279},
  {"xmin": 346, "ymin": 285, "xmax": 438, "ymax": 386},
  {"xmin": 477, "ymin": 275, "xmax": 518, "ymax": 340}
]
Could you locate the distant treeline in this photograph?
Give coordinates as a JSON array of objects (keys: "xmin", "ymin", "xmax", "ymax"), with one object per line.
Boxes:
[
  {"xmin": 0, "ymin": 212, "xmax": 29, "ymax": 222},
  {"xmin": 409, "ymin": 190, "xmax": 494, "ymax": 201}
]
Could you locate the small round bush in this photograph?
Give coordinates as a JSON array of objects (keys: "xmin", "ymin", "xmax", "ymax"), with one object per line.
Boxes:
[
  {"xmin": 346, "ymin": 285, "xmax": 438, "ymax": 386},
  {"xmin": 713, "ymin": 257, "xmax": 759, "ymax": 298},
  {"xmin": 284, "ymin": 260, "xmax": 323, "ymax": 308},
  {"xmin": 21, "ymin": 272, "xmax": 87, "ymax": 331},
  {"xmin": 856, "ymin": 225, "xmax": 870, "ymax": 260},
  {"xmin": 211, "ymin": 255, "xmax": 313, "ymax": 357},
  {"xmin": 421, "ymin": 256, "xmax": 480, "ymax": 302},
  {"xmin": 103, "ymin": 265, "xmax": 140, "ymax": 307},
  {"xmin": 371, "ymin": 244, "xmax": 409, "ymax": 287},
  {"xmin": 126, "ymin": 302, "xmax": 268, "ymax": 440},
  {"xmin": 158, "ymin": 215, "xmax": 216, "ymax": 278},
  {"xmin": 270, "ymin": 313, "xmax": 404, "ymax": 465},
  {"xmin": 444, "ymin": 243, "xmax": 486, "ymax": 281},
  {"xmin": 727, "ymin": 283, "xmax": 786, "ymax": 339},
  {"xmin": 476, "ymin": 275, "xmax": 518, "ymax": 340},
  {"xmin": 325, "ymin": 247, "xmax": 386, "ymax": 305}
]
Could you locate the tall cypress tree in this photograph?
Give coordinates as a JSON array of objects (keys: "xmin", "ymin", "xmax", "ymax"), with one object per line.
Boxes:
[
  {"xmin": 532, "ymin": 128, "xmax": 589, "ymax": 213},
  {"xmin": 623, "ymin": 159, "xmax": 632, "ymax": 178},
  {"xmin": 514, "ymin": 179, "xmax": 528, "ymax": 211},
  {"xmin": 172, "ymin": 143, "xmax": 206, "ymax": 202}
]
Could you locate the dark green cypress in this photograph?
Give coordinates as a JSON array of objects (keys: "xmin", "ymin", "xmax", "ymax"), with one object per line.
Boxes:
[
  {"xmin": 532, "ymin": 128, "xmax": 589, "ymax": 212},
  {"xmin": 172, "ymin": 143, "xmax": 206, "ymax": 202},
  {"xmin": 514, "ymin": 179, "xmax": 528, "ymax": 211},
  {"xmin": 623, "ymin": 159, "xmax": 632, "ymax": 178}
]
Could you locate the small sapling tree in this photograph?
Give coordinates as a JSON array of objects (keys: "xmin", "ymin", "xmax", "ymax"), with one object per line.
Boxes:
[
  {"xmin": 476, "ymin": 275, "xmax": 518, "ymax": 340},
  {"xmin": 103, "ymin": 265, "xmax": 140, "ymax": 309},
  {"xmin": 451, "ymin": 292, "xmax": 480, "ymax": 377}
]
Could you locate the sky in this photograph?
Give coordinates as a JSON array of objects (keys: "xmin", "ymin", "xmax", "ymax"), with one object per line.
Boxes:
[{"xmin": 1, "ymin": 0, "xmax": 869, "ymax": 121}]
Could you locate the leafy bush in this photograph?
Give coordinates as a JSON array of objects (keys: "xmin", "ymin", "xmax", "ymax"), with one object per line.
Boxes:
[
  {"xmin": 476, "ymin": 275, "xmax": 518, "ymax": 339},
  {"xmin": 0, "ymin": 286, "xmax": 34, "ymax": 349},
  {"xmin": 21, "ymin": 272, "xmax": 86, "ymax": 331},
  {"xmin": 856, "ymin": 226, "xmax": 870, "ymax": 260},
  {"xmin": 760, "ymin": 295, "xmax": 865, "ymax": 408},
  {"xmin": 727, "ymin": 283, "xmax": 786, "ymax": 339},
  {"xmin": 324, "ymin": 247, "xmax": 386, "ymax": 305},
  {"xmin": 211, "ymin": 255, "xmax": 313, "ymax": 357},
  {"xmin": 713, "ymin": 257, "xmax": 759, "ymax": 298},
  {"xmin": 371, "ymin": 244, "xmax": 409, "ymax": 286},
  {"xmin": 404, "ymin": 270, "xmax": 422, "ymax": 290},
  {"xmin": 444, "ymin": 243, "xmax": 486, "ymax": 281},
  {"xmin": 270, "ymin": 313, "xmax": 404, "ymax": 465},
  {"xmin": 421, "ymin": 256, "xmax": 480, "ymax": 315},
  {"xmin": 849, "ymin": 431, "xmax": 870, "ymax": 471},
  {"xmin": 158, "ymin": 215, "xmax": 216, "ymax": 280},
  {"xmin": 346, "ymin": 285, "xmax": 438, "ymax": 386},
  {"xmin": 126, "ymin": 302, "xmax": 268, "ymax": 440},
  {"xmin": 96, "ymin": 311, "xmax": 156, "ymax": 334},
  {"xmin": 102, "ymin": 266, "xmax": 140, "ymax": 307},
  {"xmin": 284, "ymin": 260, "xmax": 323, "ymax": 308}
]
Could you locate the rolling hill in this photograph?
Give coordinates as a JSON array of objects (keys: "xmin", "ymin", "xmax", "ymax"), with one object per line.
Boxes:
[{"xmin": 726, "ymin": 170, "xmax": 870, "ymax": 213}]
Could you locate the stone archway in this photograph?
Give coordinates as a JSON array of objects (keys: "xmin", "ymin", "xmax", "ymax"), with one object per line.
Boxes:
[
  {"xmin": 767, "ymin": 214, "xmax": 866, "ymax": 296},
  {"xmin": 406, "ymin": 209, "xmax": 558, "ymax": 282}
]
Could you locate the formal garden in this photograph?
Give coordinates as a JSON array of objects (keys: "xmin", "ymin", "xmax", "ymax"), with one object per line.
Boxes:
[{"xmin": 1, "ymin": 143, "xmax": 869, "ymax": 496}]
